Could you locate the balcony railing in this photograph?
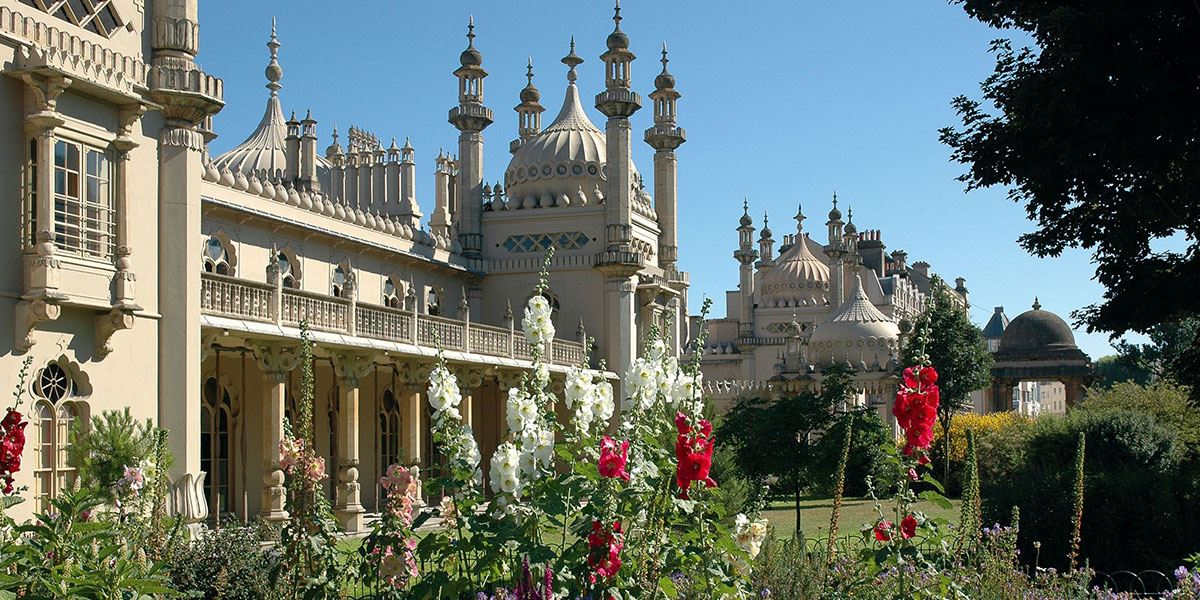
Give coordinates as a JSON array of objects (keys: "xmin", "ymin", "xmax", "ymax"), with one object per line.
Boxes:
[{"xmin": 200, "ymin": 272, "xmax": 587, "ymax": 367}]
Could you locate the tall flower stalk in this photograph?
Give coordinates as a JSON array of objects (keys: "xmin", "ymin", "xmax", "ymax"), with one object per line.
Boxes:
[
  {"xmin": 1068, "ymin": 432, "xmax": 1086, "ymax": 571},
  {"xmin": 826, "ymin": 417, "xmax": 853, "ymax": 566}
]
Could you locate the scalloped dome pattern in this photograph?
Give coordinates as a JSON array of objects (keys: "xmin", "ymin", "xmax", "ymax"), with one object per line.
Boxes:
[
  {"xmin": 759, "ymin": 234, "xmax": 831, "ymax": 307},
  {"xmin": 809, "ymin": 274, "xmax": 900, "ymax": 368}
]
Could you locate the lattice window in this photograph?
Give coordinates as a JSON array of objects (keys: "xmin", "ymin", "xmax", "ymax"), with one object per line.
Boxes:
[
  {"xmin": 201, "ymin": 377, "xmax": 235, "ymax": 518},
  {"xmin": 379, "ymin": 390, "xmax": 401, "ymax": 473},
  {"xmin": 18, "ymin": 0, "xmax": 124, "ymax": 37},
  {"xmin": 30, "ymin": 362, "xmax": 81, "ymax": 511},
  {"xmin": 277, "ymin": 251, "xmax": 298, "ymax": 289},
  {"xmin": 52, "ymin": 140, "xmax": 115, "ymax": 260},
  {"xmin": 501, "ymin": 231, "xmax": 590, "ymax": 253}
]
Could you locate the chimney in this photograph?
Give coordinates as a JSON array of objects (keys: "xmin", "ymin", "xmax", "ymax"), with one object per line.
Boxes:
[
  {"xmin": 285, "ymin": 111, "xmax": 301, "ymax": 182},
  {"xmin": 912, "ymin": 261, "xmax": 930, "ymax": 278},
  {"xmin": 889, "ymin": 249, "xmax": 908, "ymax": 276},
  {"xmin": 299, "ymin": 111, "xmax": 318, "ymax": 191}
]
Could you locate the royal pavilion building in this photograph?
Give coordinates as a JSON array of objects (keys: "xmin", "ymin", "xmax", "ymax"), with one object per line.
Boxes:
[{"xmin": 0, "ymin": 0, "xmax": 688, "ymax": 532}]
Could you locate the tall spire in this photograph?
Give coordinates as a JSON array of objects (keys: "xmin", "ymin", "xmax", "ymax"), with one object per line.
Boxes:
[
  {"xmin": 265, "ymin": 17, "xmax": 282, "ymax": 95},
  {"xmin": 562, "ymin": 36, "xmax": 583, "ymax": 83},
  {"xmin": 794, "ymin": 202, "xmax": 806, "ymax": 233}
]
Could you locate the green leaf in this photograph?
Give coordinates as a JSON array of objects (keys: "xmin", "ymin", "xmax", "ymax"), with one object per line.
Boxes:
[{"xmin": 920, "ymin": 490, "xmax": 954, "ymax": 510}]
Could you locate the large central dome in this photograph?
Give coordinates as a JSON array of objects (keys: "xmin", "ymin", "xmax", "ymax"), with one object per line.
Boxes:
[
  {"xmin": 759, "ymin": 234, "xmax": 831, "ymax": 307},
  {"xmin": 503, "ymin": 82, "xmax": 638, "ymax": 208}
]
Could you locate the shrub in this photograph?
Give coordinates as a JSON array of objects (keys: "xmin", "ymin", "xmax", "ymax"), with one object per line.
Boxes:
[
  {"xmin": 166, "ymin": 525, "xmax": 280, "ymax": 599},
  {"xmin": 932, "ymin": 411, "xmax": 1032, "ymax": 494},
  {"xmin": 69, "ymin": 408, "xmax": 167, "ymax": 500},
  {"xmin": 983, "ymin": 409, "xmax": 1190, "ymax": 572}
]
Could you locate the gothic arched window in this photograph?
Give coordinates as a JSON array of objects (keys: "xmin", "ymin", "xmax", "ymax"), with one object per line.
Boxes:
[
  {"xmin": 30, "ymin": 362, "xmax": 82, "ymax": 511},
  {"xmin": 203, "ymin": 235, "xmax": 233, "ymax": 275},
  {"xmin": 379, "ymin": 390, "xmax": 402, "ymax": 474},
  {"xmin": 426, "ymin": 287, "xmax": 441, "ymax": 317},
  {"xmin": 332, "ymin": 265, "xmax": 351, "ymax": 298},
  {"xmin": 383, "ymin": 276, "xmax": 403, "ymax": 309},
  {"xmin": 277, "ymin": 251, "xmax": 298, "ymax": 289},
  {"xmin": 201, "ymin": 377, "xmax": 236, "ymax": 518}
]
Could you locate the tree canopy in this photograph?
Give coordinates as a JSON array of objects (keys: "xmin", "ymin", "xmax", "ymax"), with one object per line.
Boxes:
[{"xmin": 939, "ymin": 1, "xmax": 1200, "ymax": 399}]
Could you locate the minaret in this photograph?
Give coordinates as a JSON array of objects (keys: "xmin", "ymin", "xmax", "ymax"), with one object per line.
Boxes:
[
  {"xmin": 824, "ymin": 193, "xmax": 847, "ymax": 306},
  {"xmin": 758, "ymin": 212, "xmax": 775, "ymax": 264},
  {"xmin": 595, "ymin": 1, "xmax": 641, "ymax": 256},
  {"xmin": 644, "ymin": 42, "xmax": 686, "ymax": 271},
  {"xmin": 733, "ymin": 200, "xmax": 759, "ymax": 338},
  {"xmin": 448, "ymin": 17, "xmax": 492, "ymax": 258},
  {"xmin": 511, "ymin": 58, "xmax": 545, "ymax": 153}
]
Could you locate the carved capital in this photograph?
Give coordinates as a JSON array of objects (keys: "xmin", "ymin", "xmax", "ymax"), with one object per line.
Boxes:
[
  {"xmin": 332, "ymin": 351, "xmax": 373, "ymax": 388},
  {"xmin": 450, "ymin": 365, "xmax": 486, "ymax": 389},
  {"xmin": 393, "ymin": 359, "xmax": 434, "ymax": 386},
  {"xmin": 166, "ymin": 472, "xmax": 209, "ymax": 528},
  {"xmin": 94, "ymin": 308, "xmax": 135, "ymax": 360},
  {"xmin": 496, "ymin": 368, "xmax": 525, "ymax": 391},
  {"xmin": 14, "ymin": 298, "xmax": 61, "ymax": 353},
  {"xmin": 253, "ymin": 342, "xmax": 300, "ymax": 377},
  {"xmin": 114, "ymin": 104, "xmax": 148, "ymax": 150},
  {"xmin": 20, "ymin": 72, "xmax": 71, "ymax": 117}
]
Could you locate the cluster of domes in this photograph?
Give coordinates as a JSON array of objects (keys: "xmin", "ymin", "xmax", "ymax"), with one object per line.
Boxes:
[{"xmin": 759, "ymin": 234, "xmax": 831, "ymax": 307}]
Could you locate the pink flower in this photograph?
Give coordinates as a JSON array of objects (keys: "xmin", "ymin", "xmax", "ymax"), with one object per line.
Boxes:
[
  {"xmin": 907, "ymin": 468, "xmax": 919, "ymax": 481},
  {"xmin": 874, "ymin": 520, "xmax": 893, "ymax": 542},
  {"xmin": 900, "ymin": 515, "xmax": 918, "ymax": 540}
]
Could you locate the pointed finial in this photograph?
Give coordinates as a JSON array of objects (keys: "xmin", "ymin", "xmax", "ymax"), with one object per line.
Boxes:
[
  {"xmin": 526, "ymin": 56, "xmax": 535, "ymax": 84},
  {"xmin": 660, "ymin": 42, "xmax": 670, "ymax": 71},
  {"xmin": 614, "ymin": 0, "xmax": 622, "ymax": 28},
  {"xmin": 847, "ymin": 207, "xmax": 853, "ymax": 224},
  {"xmin": 562, "ymin": 36, "xmax": 583, "ymax": 83},
  {"xmin": 743, "ymin": 198, "xmax": 749, "ymax": 213},
  {"xmin": 467, "ymin": 15, "xmax": 476, "ymax": 47},
  {"xmin": 265, "ymin": 17, "xmax": 283, "ymax": 94},
  {"xmin": 832, "ymin": 190, "xmax": 838, "ymax": 208},
  {"xmin": 1032, "ymin": 296, "xmax": 1042, "ymax": 310}
]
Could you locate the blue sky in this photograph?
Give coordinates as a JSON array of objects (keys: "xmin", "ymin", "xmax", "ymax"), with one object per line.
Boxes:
[{"xmin": 200, "ymin": 1, "xmax": 1129, "ymax": 359}]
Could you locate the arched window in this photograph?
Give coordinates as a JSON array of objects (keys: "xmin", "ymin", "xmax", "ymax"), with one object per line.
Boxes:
[
  {"xmin": 277, "ymin": 250, "xmax": 299, "ymax": 289},
  {"xmin": 201, "ymin": 377, "xmax": 235, "ymax": 518},
  {"xmin": 383, "ymin": 276, "xmax": 403, "ymax": 309},
  {"xmin": 426, "ymin": 287, "xmax": 441, "ymax": 317},
  {"xmin": 379, "ymin": 390, "xmax": 402, "ymax": 473},
  {"xmin": 332, "ymin": 265, "xmax": 351, "ymax": 298},
  {"xmin": 203, "ymin": 236, "xmax": 231, "ymax": 275},
  {"xmin": 31, "ymin": 362, "xmax": 81, "ymax": 511}
]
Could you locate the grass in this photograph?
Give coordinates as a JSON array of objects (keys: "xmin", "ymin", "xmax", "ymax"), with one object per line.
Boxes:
[{"xmin": 761, "ymin": 496, "xmax": 962, "ymax": 539}]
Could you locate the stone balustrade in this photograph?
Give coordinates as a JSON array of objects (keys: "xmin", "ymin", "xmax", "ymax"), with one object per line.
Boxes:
[{"xmin": 200, "ymin": 272, "xmax": 586, "ymax": 366}]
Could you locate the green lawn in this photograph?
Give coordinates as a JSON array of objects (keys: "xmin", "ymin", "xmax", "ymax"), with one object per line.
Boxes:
[{"xmin": 761, "ymin": 496, "xmax": 961, "ymax": 539}]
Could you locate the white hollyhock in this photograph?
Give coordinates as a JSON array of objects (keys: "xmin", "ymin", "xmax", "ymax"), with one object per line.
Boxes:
[
  {"xmin": 656, "ymin": 357, "xmax": 679, "ymax": 399},
  {"xmin": 734, "ymin": 513, "xmax": 770, "ymax": 559},
  {"xmin": 489, "ymin": 442, "xmax": 523, "ymax": 497},
  {"xmin": 592, "ymin": 380, "xmax": 615, "ymax": 424},
  {"xmin": 564, "ymin": 368, "xmax": 593, "ymax": 408},
  {"xmin": 505, "ymin": 388, "xmax": 538, "ymax": 433},
  {"xmin": 522, "ymin": 296, "xmax": 555, "ymax": 353},
  {"xmin": 671, "ymin": 371, "xmax": 703, "ymax": 410},
  {"xmin": 427, "ymin": 367, "xmax": 463, "ymax": 420},
  {"xmin": 647, "ymin": 338, "xmax": 668, "ymax": 361},
  {"xmin": 624, "ymin": 358, "xmax": 659, "ymax": 410}
]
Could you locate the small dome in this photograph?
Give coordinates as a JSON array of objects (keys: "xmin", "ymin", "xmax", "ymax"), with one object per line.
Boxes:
[
  {"xmin": 607, "ymin": 29, "xmax": 629, "ymax": 51},
  {"xmin": 739, "ymin": 207, "xmax": 752, "ymax": 227},
  {"xmin": 845, "ymin": 220, "xmax": 857, "ymax": 235},
  {"xmin": 520, "ymin": 83, "xmax": 541, "ymax": 104},
  {"xmin": 759, "ymin": 234, "xmax": 831, "ymax": 305},
  {"xmin": 998, "ymin": 300, "xmax": 1077, "ymax": 354},
  {"xmin": 460, "ymin": 46, "xmax": 482, "ymax": 67},
  {"xmin": 808, "ymin": 274, "xmax": 900, "ymax": 368},
  {"xmin": 828, "ymin": 205, "xmax": 842, "ymax": 221},
  {"xmin": 655, "ymin": 70, "xmax": 676, "ymax": 90}
]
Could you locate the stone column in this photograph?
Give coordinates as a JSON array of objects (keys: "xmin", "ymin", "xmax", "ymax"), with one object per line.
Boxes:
[
  {"xmin": 332, "ymin": 352, "xmax": 371, "ymax": 532},
  {"xmin": 403, "ymin": 384, "xmax": 424, "ymax": 466},
  {"xmin": 602, "ymin": 274, "xmax": 638, "ymax": 400},
  {"xmin": 255, "ymin": 343, "xmax": 297, "ymax": 523}
]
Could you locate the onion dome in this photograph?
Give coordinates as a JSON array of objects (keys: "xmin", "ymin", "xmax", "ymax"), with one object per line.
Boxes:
[
  {"xmin": 759, "ymin": 233, "xmax": 831, "ymax": 306},
  {"xmin": 739, "ymin": 199, "xmax": 752, "ymax": 227},
  {"xmin": 503, "ymin": 50, "xmax": 641, "ymax": 205},
  {"xmin": 998, "ymin": 298, "xmax": 1079, "ymax": 355},
  {"xmin": 760, "ymin": 212, "xmax": 773, "ymax": 238},
  {"xmin": 460, "ymin": 16, "xmax": 482, "ymax": 66},
  {"xmin": 828, "ymin": 192, "xmax": 842, "ymax": 221},
  {"xmin": 606, "ymin": 1, "xmax": 630, "ymax": 50},
  {"xmin": 808, "ymin": 273, "xmax": 900, "ymax": 367},
  {"xmin": 844, "ymin": 207, "xmax": 857, "ymax": 234}
]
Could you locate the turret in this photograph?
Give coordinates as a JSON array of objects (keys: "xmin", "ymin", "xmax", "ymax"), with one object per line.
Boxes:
[
  {"xmin": 644, "ymin": 43, "xmax": 686, "ymax": 270},
  {"xmin": 824, "ymin": 193, "xmax": 847, "ymax": 306},
  {"xmin": 758, "ymin": 212, "xmax": 775, "ymax": 264},
  {"xmin": 299, "ymin": 110, "xmax": 319, "ymax": 191},
  {"xmin": 431, "ymin": 151, "xmax": 453, "ymax": 238},
  {"xmin": 511, "ymin": 58, "xmax": 545, "ymax": 153},
  {"xmin": 448, "ymin": 17, "xmax": 493, "ymax": 258},
  {"xmin": 285, "ymin": 111, "xmax": 300, "ymax": 181},
  {"xmin": 595, "ymin": 1, "xmax": 641, "ymax": 257},
  {"xmin": 398, "ymin": 138, "xmax": 421, "ymax": 227},
  {"xmin": 326, "ymin": 127, "xmax": 344, "ymax": 199},
  {"xmin": 733, "ymin": 200, "xmax": 759, "ymax": 338}
]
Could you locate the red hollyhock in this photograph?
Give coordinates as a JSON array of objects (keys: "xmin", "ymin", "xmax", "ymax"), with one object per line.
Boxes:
[
  {"xmin": 893, "ymin": 366, "xmax": 940, "ymax": 456},
  {"xmin": 674, "ymin": 412, "xmax": 717, "ymax": 499},
  {"xmin": 874, "ymin": 520, "xmax": 893, "ymax": 542},
  {"xmin": 0, "ymin": 409, "xmax": 28, "ymax": 495},
  {"xmin": 586, "ymin": 520, "xmax": 624, "ymax": 583},
  {"xmin": 900, "ymin": 515, "xmax": 918, "ymax": 540},
  {"xmin": 597, "ymin": 436, "xmax": 631, "ymax": 482}
]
